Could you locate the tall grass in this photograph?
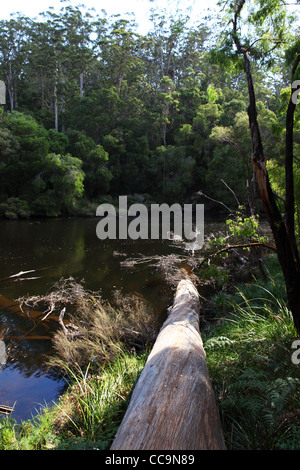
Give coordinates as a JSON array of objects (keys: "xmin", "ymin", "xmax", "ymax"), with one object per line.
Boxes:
[
  {"xmin": 53, "ymin": 350, "xmax": 147, "ymax": 448},
  {"xmin": 46, "ymin": 281, "xmax": 158, "ymax": 373},
  {"xmin": 0, "ymin": 350, "xmax": 147, "ymax": 450},
  {"xmin": 0, "ymin": 279, "xmax": 157, "ymax": 450},
  {"xmin": 204, "ymin": 279, "xmax": 300, "ymax": 450}
]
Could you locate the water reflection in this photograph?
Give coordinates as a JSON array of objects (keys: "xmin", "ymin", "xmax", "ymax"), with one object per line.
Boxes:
[
  {"xmin": 0, "ymin": 217, "xmax": 180, "ymax": 421},
  {"xmin": 0, "ymin": 217, "xmax": 226, "ymax": 421},
  {"xmin": 0, "ymin": 365, "xmax": 66, "ymax": 422}
]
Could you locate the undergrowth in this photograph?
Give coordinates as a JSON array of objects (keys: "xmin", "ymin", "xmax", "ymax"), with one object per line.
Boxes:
[
  {"xmin": 0, "ymin": 350, "xmax": 147, "ymax": 450},
  {"xmin": 2, "ymin": 254, "xmax": 300, "ymax": 450},
  {"xmin": 203, "ymin": 254, "xmax": 300, "ymax": 450},
  {"xmin": 0, "ymin": 280, "xmax": 157, "ymax": 450}
]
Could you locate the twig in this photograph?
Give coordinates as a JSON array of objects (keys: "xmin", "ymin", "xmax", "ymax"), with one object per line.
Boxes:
[
  {"xmin": 41, "ymin": 300, "xmax": 55, "ymax": 321},
  {"xmin": 58, "ymin": 307, "xmax": 68, "ymax": 334},
  {"xmin": 198, "ymin": 242, "xmax": 277, "ymax": 267},
  {"xmin": 221, "ymin": 179, "xmax": 240, "ymax": 207},
  {"xmin": 195, "ymin": 190, "xmax": 233, "ymax": 213}
]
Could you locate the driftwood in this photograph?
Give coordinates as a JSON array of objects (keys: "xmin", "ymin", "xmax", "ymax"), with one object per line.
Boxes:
[
  {"xmin": 0, "ymin": 404, "xmax": 14, "ymax": 416},
  {"xmin": 0, "ymin": 292, "xmax": 70, "ymax": 341},
  {"xmin": 111, "ymin": 279, "xmax": 226, "ymax": 450},
  {"xmin": 198, "ymin": 241, "xmax": 277, "ymax": 267}
]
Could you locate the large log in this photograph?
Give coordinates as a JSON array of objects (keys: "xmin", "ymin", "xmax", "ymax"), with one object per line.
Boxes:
[{"xmin": 111, "ymin": 278, "xmax": 226, "ymax": 450}]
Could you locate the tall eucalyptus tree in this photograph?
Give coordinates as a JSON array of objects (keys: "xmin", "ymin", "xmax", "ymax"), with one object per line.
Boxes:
[
  {"xmin": 218, "ymin": 0, "xmax": 300, "ymax": 331},
  {"xmin": 0, "ymin": 16, "xmax": 30, "ymax": 111}
]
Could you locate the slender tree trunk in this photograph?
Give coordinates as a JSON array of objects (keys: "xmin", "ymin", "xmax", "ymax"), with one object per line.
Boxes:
[
  {"xmin": 166, "ymin": 40, "xmax": 174, "ymax": 76},
  {"xmin": 285, "ymin": 56, "xmax": 300, "ymax": 257},
  {"xmin": 79, "ymin": 72, "xmax": 84, "ymax": 98},
  {"xmin": 7, "ymin": 84, "xmax": 14, "ymax": 112},
  {"xmin": 61, "ymin": 66, "xmax": 66, "ymax": 133},
  {"xmin": 54, "ymin": 62, "xmax": 59, "ymax": 132},
  {"xmin": 14, "ymin": 83, "xmax": 18, "ymax": 109},
  {"xmin": 233, "ymin": 2, "xmax": 300, "ymax": 332},
  {"xmin": 245, "ymin": 52, "xmax": 300, "ymax": 333},
  {"xmin": 41, "ymin": 74, "xmax": 45, "ymax": 110},
  {"xmin": 6, "ymin": 64, "xmax": 14, "ymax": 112}
]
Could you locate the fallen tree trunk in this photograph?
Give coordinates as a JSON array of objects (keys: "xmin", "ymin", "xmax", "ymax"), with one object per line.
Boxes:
[{"xmin": 111, "ymin": 279, "xmax": 226, "ymax": 450}]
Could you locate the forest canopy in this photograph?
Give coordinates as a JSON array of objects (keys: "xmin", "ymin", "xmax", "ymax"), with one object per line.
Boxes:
[{"xmin": 0, "ymin": 3, "xmax": 299, "ymax": 218}]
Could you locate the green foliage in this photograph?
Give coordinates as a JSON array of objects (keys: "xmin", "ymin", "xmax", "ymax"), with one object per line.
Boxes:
[
  {"xmin": 204, "ymin": 282, "xmax": 299, "ymax": 449},
  {"xmin": 211, "ymin": 254, "xmax": 287, "ymax": 311},
  {"xmin": 207, "ymin": 84, "xmax": 224, "ymax": 104},
  {"xmin": 0, "ymin": 197, "xmax": 31, "ymax": 219},
  {"xmin": 0, "ymin": 351, "xmax": 147, "ymax": 450},
  {"xmin": 0, "ymin": 127, "xmax": 20, "ymax": 161},
  {"xmin": 200, "ymin": 263, "xmax": 230, "ymax": 287},
  {"xmin": 149, "ymin": 145, "xmax": 194, "ymax": 202},
  {"xmin": 83, "ymin": 145, "xmax": 112, "ymax": 199},
  {"xmin": 226, "ymin": 210, "xmax": 259, "ymax": 240},
  {"xmin": 32, "ymin": 153, "xmax": 84, "ymax": 216},
  {"xmin": 6, "ymin": 111, "xmax": 49, "ymax": 160},
  {"xmin": 221, "ymin": 370, "xmax": 300, "ymax": 450},
  {"xmin": 0, "ymin": 4, "xmax": 298, "ymax": 214},
  {"xmin": 48, "ymin": 129, "xmax": 69, "ymax": 155}
]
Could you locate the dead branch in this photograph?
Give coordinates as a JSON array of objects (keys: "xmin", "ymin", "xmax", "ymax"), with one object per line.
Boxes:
[
  {"xmin": 16, "ymin": 277, "xmax": 90, "ymax": 316},
  {"xmin": 198, "ymin": 242, "xmax": 277, "ymax": 267},
  {"xmin": 58, "ymin": 307, "xmax": 67, "ymax": 333}
]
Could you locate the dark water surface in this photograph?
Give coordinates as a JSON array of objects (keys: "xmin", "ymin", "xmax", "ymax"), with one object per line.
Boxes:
[{"xmin": 0, "ymin": 217, "xmax": 222, "ymax": 421}]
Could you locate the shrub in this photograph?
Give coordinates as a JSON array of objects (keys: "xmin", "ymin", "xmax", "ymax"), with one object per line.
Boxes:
[
  {"xmin": 203, "ymin": 283, "xmax": 300, "ymax": 450},
  {"xmin": 0, "ymin": 197, "xmax": 31, "ymax": 219}
]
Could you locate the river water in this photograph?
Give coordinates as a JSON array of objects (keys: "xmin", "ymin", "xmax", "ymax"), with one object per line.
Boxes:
[{"xmin": 0, "ymin": 216, "xmax": 223, "ymax": 422}]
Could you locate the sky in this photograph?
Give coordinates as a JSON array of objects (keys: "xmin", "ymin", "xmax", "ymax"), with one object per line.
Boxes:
[{"xmin": 0, "ymin": 0, "xmax": 219, "ymax": 33}]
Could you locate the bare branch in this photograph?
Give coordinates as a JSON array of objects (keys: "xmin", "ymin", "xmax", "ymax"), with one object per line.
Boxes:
[{"xmin": 198, "ymin": 242, "xmax": 277, "ymax": 267}]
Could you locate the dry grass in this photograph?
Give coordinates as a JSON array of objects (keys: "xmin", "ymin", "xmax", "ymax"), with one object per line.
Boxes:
[
  {"xmin": 120, "ymin": 253, "xmax": 199, "ymax": 287},
  {"xmin": 19, "ymin": 277, "xmax": 159, "ymax": 373}
]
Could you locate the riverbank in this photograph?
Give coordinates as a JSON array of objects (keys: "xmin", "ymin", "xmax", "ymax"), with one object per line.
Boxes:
[
  {"xmin": 203, "ymin": 253, "xmax": 300, "ymax": 450},
  {"xmin": 1, "ymin": 251, "xmax": 300, "ymax": 450},
  {"xmin": 0, "ymin": 284, "xmax": 158, "ymax": 450}
]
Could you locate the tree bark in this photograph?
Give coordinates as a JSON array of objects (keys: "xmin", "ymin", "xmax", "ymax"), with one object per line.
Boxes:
[
  {"xmin": 61, "ymin": 65, "xmax": 66, "ymax": 133},
  {"xmin": 232, "ymin": 2, "xmax": 300, "ymax": 332},
  {"xmin": 79, "ymin": 72, "xmax": 84, "ymax": 98},
  {"xmin": 110, "ymin": 279, "xmax": 226, "ymax": 450},
  {"xmin": 54, "ymin": 61, "xmax": 59, "ymax": 132},
  {"xmin": 245, "ymin": 53, "xmax": 300, "ymax": 333},
  {"xmin": 6, "ymin": 63, "xmax": 14, "ymax": 112},
  {"xmin": 285, "ymin": 55, "xmax": 300, "ymax": 256}
]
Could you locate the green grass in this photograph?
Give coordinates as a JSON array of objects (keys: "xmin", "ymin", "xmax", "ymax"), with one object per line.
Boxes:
[
  {"xmin": 0, "ymin": 350, "xmax": 147, "ymax": 450},
  {"xmin": 3, "ymin": 254, "xmax": 300, "ymax": 450},
  {"xmin": 211, "ymin": 253, "xmax": 287, "ymax": 311},
  {"xmin": 0, "ymin": 281, "xmax": 156, "ymax": 451},
  {"xmin": 203, "ymin": 255, "xmax": 300, "ymax": 449}
]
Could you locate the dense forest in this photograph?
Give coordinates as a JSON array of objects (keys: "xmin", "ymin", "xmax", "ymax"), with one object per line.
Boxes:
[
  {"xmin": 2, "ymin": 1, "xmax": 300, "ymax": 451},
  {"xmin": 0, "ymin": 2, "xmax": 298, "ymax": 219}
]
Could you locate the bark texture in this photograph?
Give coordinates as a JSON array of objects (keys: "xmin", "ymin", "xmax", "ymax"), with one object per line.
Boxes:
[
  {"xmin": 233, "ymin": 1, "xmax": 300, "ymax": 333},
  {"xmin": 111, "ymin": 279, "xmax": 226, "ymax": 450}
]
